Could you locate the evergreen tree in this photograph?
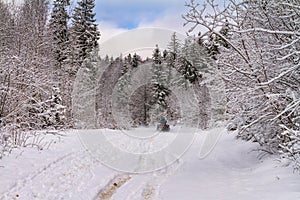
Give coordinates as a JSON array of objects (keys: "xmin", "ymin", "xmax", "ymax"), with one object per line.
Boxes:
[
  {"xmin": 176, "ymin": 36, "xmax": 212, "ymax": 84},
  {"xmin": 204, "ymin": 21, "xmax": 230, "ymax": 60},
  {"xmin": 167, "ymin": 32, "xmax": 181, "ymax": 60},
  {"xmin": 178, "ymin": 57, "xmax": 198, "ymax": 84},
  {"xmin": 126, "ymin": 53, "xmax": 132, "ymax": 64},
  {"xmin": 43, "ymin": 86, "xmax": 66, "ymax": 128},
  {"xmin": 151, "ymin": 45, "xmax": 169, "ymax": 109},
  {"xmin": 163, "ymin": 49, "xmax": 168, "ymax": 60},
  {"xmin": 174, "ymin": 38, "xmax": 192, "ymax": 89},
  {"xmin": 188, "ymin": 37, "xmax": 211, "ymax": 75},
  {"xmin": 104, "ymin": 55, "xmax": 109, "ymax": 63},
  {"xmin": 49, "ymin": 0, "xmax": 71, "ymax": 111},
  {"xmin": 218, "ymin": 19, "xmax": 230, "ymax": 49},
  {"xmin": 72, "ymin": 0, "xmax": 100, "ymax": 66},
  {"xmin": 152, "ymin": 45, "xmax": 162, "ymax": 65},
  {"xmin": 131, "ymin": 53, "xmax": 140, "ymax": 68},
  {"xmin": 205, "ymin": 33, "xmax": 220, "ymax": 60},
  {"xmin": 166, "ymin": 33, "xmax": 182, "ymax": 85},
  {"xmin": 49, "ymin": 0, "xmax": 70, "ymax": 68}
]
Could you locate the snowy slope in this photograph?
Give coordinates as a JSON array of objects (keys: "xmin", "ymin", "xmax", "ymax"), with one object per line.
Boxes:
[{"xmin": 0, "ymin": 127, "xmax": 299, "ymax": 200}]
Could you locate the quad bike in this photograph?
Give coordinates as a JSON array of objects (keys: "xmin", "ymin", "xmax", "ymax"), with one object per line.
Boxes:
[{"xmin": 156, "ymin": 123, "xmax": 170, "ymax": 132}]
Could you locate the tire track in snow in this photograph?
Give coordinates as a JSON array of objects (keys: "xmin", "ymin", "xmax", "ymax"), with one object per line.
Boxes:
[
  {"xmin": 109, "ymin": 160, "xmax": 183, "ymax": 200},
  {"xmin": 1, "ymin": 150, "xmax": 106, "ymax": 200},
  {"xmin": 112, "ymin": 129, "xmax": 203, "ymax": 200},
  {"xmin": 0, "ymin": 152, "xmax": 75, "ymax": 200},
  {"xmin": 110, "ymin": 154, "xmax": 184, "ymax": 199},
  {"xmin": 93, "ymin": 174, "xmax": 131, "ymax": 200}
]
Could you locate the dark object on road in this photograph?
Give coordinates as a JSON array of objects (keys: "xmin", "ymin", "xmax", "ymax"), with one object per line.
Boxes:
[{"xmin": 157, "ymin": 117, "xmax": 170, "ymax": 132}]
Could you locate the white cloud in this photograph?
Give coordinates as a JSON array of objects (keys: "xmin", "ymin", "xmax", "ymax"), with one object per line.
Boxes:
[
  {"xmin": 137, "ymin": 10, "xmax": 187, "ymax": 36},
  {"xmin": 97, "ymin": 7, "xmax": 207, "ymax": 60},
  {"xmin": 97, "ymin": 8, "xmax": 192, "ymax": 59},
  {"xmin": 98, "ymin": 21, "xmax": 129, "ymax": 43},
  {"xmin": 99, "ymin": 27, "xmax": 187, "ymax": 59}
]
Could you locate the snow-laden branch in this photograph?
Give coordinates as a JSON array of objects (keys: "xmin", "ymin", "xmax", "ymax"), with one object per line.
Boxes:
[
  {"xmin": 273, "ymin": 100, "xmax": 300, "ymax": 121},
  {"xmin": 259, "ymin": 64, "xmax": 300, "ymax": 86},
  {"xmin": 222, "ymin": 63, "xmax": 254, "ymax": 79},
  {"xmin": 274, "ymin": 38, "xmax": 300, "ymax": 50},
  {"xmin": 239, "ymin": 113, "xmax": 273, "ymax": 142},
  {"xmin": 277, "ymin": 51, "xmax": 300, "ymax": 61},
  {"xmin": 183, "ymin": 0, "xmax": 252, "ymax": 63},
  {"xmin": 236, "ymin": 28, "xmax": 300, "ymax": 36},
  {"xmin": 278, "ymin": 2, "xmax": 300, "ymax": 10}
]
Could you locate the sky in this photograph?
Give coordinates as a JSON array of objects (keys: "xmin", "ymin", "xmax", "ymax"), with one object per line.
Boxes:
[
  {"xmin": 95, "ymin": 0, "xmax": 185, "ymax": 29},
  {"xmin": 95, "ymin": 0, "xmax": 231, "ymax": 58},
  {"xmin": 93, "ymin": 0, "xmax": 193, "ymax": 58},
  {"xmin": 94, "ymin": 0, "xmax": 189, "ymax": 42}
]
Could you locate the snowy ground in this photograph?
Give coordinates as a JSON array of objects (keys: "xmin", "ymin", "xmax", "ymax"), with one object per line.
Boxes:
[{"xmin": 0, "ymin": 127, "xmax": 299, "ymax": 200}]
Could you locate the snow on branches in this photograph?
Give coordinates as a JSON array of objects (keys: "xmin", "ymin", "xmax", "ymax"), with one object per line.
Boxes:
[{"xmin": 184, "ymin": 0, "xmax": 300, "ymax": 169}]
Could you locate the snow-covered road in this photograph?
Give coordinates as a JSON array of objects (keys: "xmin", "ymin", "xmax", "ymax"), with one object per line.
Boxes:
[{"xmin": 0, "ymin": 127, "xmax": 299, "ymax": 200}]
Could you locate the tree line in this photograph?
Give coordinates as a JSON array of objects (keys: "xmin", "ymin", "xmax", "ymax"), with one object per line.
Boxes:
[{"xmin": 77, "ymin": 32, "xmax": 219, "ymax": 130}]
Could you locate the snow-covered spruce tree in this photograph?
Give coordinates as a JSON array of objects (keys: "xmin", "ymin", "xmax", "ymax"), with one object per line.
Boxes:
[
  {"xmin": 218, "ymin": 20, "xmax": 230, "ymax": 49},
  {"xmin": 49, "ymin": 0, "xmax": 70, "ymax": 70},
  {"xmin": 166, "ymin": 32, "xmax": 182, "ymax": 85},
  {"xmin": 197, "ymin": 34, "xmax": 225, "ymax": 127},
  {"xmin": 49, "ymin": 0, "xmax": 75, "ymax": 122},
  {"xmin": 177, "ymin": 56, "xmax": 198, "ymax": 84},
  {"xmin": 184, "ymin": 0, "xmax": 300, "ymax": 168},
  {"xmin": 163, "ymin": 49, "xmax": 168, "ymax": 60},
  {"xmin": 173, "ymin": 38, "xmax": 192, "ymax": 89},
  {"xmin": 126, "ymin": 53, "xmax": 132, "ymax": 65},
  {"xmin": 150, "ymin": 45, "xmax": 170, "ymax": 122},
  {"xmin": 72, "ymin": 0, "xmax": 100, "ymax": 67},
  {"xmin": 43, "ymin": 86, "xmax": 66, "ymax": 129},
  {"xmin": 104, "ymin": 55, "xmax": 109, "ymax": 63},
  {"xmin": 188, "ymin": 37, "xmax": 212, "ymax": 75},
  {"xmin": 131, "ymin": 53, "xmax": 140, "ymax": 68},
  {"xmin": 203, "ymin": 20, "xmax": 230, "ymax": 61},
  {"xmin": 179, "ymin": 36, "xmax": 213, "ymax": 128},
  {"xmin": 167, "ymin": 32, "xmax": 181, "ymax": 61},
  {"xmin": 205, "ymin": 33, "xmax": 220, "ymax": 60},
  {"xmin": 174, "ymin": 37, "xmax": 207, "ymax": 87}
]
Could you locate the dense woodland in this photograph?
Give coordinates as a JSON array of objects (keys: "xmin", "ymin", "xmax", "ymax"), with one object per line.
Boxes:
[{"xmin": 0, "ymin": 0, "xmax": 299, "ymax": 171}]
